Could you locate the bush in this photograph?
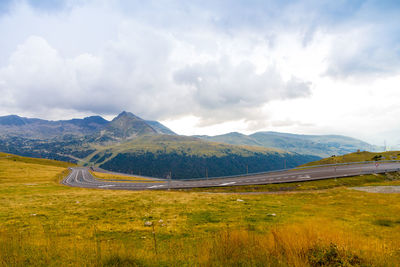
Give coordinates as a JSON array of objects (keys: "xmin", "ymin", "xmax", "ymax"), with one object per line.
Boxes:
[{"xmin": 307, "ymin": 243, "xmax": 363, "ymax": 266}]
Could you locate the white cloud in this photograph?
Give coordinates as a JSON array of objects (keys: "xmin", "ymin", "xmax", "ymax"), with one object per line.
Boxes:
[
  {"xmin": 174, "ymin": 58, "xmax": 311, "ymax": 123},
  {"xmin": 0, "ymin": 0, "xmax": 400, "ymax": 146}
]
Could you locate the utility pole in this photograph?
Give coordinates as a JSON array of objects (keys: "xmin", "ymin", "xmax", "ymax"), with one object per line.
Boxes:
[
  {"xmin": 167, "ymin": 171, "xmax": 172, "ymax": 190},
  {"xmin": 284, "ymin": 159, "xmax": 286, "ymax": 169},
  {"xmin": 246, "ymin": 164, "xmax": 248, "ymax": 174},
  {"xmin": 205, "ymin": 167, "xmax": 208, "ymax": 179}
]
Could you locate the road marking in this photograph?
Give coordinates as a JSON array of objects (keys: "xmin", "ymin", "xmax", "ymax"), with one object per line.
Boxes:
[
  {"xmin": 219, "ymin": 182, "xmax": 236, "ymax": 186},
  {"xmin": 147, "ymin": 185, "xmax": 165, "ymax": 189},
  {"xmin": 98, "ymin": 185, "xmax": 115, "ymax": 188},
  {"xmin": 298, "ymin": 175, "xmax": 311, "ymax": 179}
]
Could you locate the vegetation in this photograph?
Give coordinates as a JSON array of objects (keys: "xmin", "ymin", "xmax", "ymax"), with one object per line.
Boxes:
[
  {"xmin": 88, "ymin": 135, "xmax": 319, "ymax": 179},
  {"xmin": 1, "ymin": 152, "xmax": 400, "ymax": 266},
  {"xmin": 303, "ymin": 150, "xmax": 400, "ymax": 166},
  {"xmin": 99, "ymin": 152, "xmax": 319, "ymax": 179}
]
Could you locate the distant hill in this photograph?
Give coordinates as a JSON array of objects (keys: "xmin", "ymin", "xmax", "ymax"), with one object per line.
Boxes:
[
  {"xmin": 196, "ymin": 131, "xmax": 381, "ymax": 158},
  {"xmin": 0, "ymin": 114, "xmax": 109, "ymax": 139},
  {"xmin": 0, "ymin": 111, "xmax": 175, "ymax": 141},
  {"xmin": 86, "ymin": 135, "xmax": 320, "ymax": 179}
]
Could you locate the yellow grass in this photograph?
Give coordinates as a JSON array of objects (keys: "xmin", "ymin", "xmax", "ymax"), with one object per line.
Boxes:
[
  {"xmin": 91, "ymin": 171, "xmax": 149, "ymax": 180},
  {"xmin": 90, "ymin": 171, "xmax": 164, "ymax": 184},
  {"xmin": 1, "ymin": 152, "xmax": 400, "ymax": 266}
]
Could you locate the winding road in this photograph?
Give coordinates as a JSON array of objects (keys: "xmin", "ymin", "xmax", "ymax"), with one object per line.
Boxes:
[{"xmin": 62, "ymin": 162, "xmax": 400, "ymax": 190}]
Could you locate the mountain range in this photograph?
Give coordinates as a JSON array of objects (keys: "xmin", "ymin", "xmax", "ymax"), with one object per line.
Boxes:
[
  {"xmin": 0, "ymin": 111, "xmax": 381, "ymax": 178},
  {"xmin": 0, "ymin": 111, "xmax": 176, "ymax": 140},
  {"xmin": 195, "ymin": 131, "xmax": 380, "ymax": 158}
]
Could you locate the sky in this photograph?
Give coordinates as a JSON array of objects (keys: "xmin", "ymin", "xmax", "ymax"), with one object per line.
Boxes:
[{"xmin": 0, "ymin": 0, "xmax": 399, "ymax": 146}]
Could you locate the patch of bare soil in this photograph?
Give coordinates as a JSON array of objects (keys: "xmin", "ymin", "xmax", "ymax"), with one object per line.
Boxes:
[{"xmin": 352, "ymin": 186, "xmax": 400, "ymax": 193}]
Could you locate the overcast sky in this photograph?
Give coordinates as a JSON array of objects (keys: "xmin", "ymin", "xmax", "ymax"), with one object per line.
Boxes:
[{"xmin": 0, "ymin": 0, "xmax": 399, "ymax": 146}]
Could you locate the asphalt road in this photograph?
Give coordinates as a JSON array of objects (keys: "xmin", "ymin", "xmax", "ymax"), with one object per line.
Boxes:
[{"xmin": 62, "ymin": 162, "xmax": 400, "ymax": 191}]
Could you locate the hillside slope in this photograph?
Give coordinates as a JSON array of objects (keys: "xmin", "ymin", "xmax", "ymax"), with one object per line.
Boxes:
[
  {"xmin": 197, "ymin": 131, "xmax": 381, "ymax": 157},
  {"xmin": 86, "ymin": 135, "xmax": 320, "ymax": 179},
  {"xmin": 302, "ymin": 151, "xmax": 400, "ymax": 167}
]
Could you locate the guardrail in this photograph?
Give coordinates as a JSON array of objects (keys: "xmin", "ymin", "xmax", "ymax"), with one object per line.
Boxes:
[{"xmin": 179, "ymin": 160, "xmax": 400, "ymax": 181}]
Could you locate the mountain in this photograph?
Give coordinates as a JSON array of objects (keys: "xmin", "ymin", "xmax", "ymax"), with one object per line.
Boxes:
[
  {"xmin": 0, "ymin": 112, "xmax": 175, "ymax": 141},
  {"xmin": 0, "ymin": 111, "xmax": 178, "ymax": 164},
  {"xmin": 86, "ymin": 135, "xmax": 320, "ymax": 179},
  {"xmin": 100, "ymin": 111, "xmax": 158, "ymax": 140},
  {"xmin": 5, "ymin": 112, "xmax": 370, "ymax": 179},
  {"xmin": 196, "ymin": 131, "xmax": 381, "ymax": 158},
  {"xmin": 0, "ymin": 114, "xmax": 109, "ymax": 139}
]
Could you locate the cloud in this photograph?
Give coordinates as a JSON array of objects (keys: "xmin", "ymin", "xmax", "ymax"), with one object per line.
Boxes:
[
  {"xmin": 322, "ymin": 1, "xmax": 400, "ymax": 78},
  {"xmin": 174, "ymin": 58, "xmax": 311, "ymax": 123},
  {"xmin": 0, "ymin": 0, "xmax": 400, "ymax": 140},
  {"xmin": 0, "ymin": 0, "xmax": 82, "ymax": 14},
  {"xmin": 0, "ymin": 31, "xmax": 181, "ymax": 117},
  {"xmin": 325, "ymin": 25, "xmax": 400, "ymax": 79},
  {"xmin": 0, "ymin": 32, "xmax": 311, "ymax": 124}
]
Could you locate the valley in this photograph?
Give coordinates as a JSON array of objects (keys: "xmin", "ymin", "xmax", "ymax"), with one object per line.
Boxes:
[{"xmin": 0, "ymin": 111, "xmax": 379, "ymax": 179}]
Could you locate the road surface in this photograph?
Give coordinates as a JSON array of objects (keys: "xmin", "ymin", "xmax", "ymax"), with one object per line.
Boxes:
[{"xmin": 62, "ymin": 162, "xmax": 400, "ymax": 190}]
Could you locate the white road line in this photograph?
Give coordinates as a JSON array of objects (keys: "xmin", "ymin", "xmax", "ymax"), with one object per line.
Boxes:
[
  {"xmin": 219, "ymin": 182, "xmax": 236, "ymax": 186},
  {"xmin": 98, "ymin": 185, "xmax": 115, "ymax": 188},
  {"xmin": 147, "ymin": 185, "xmax": 165, "ymax": 189}
]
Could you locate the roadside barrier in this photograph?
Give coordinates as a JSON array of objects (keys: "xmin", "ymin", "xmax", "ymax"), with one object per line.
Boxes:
[{"xmin": 180, "ymin": 160, "xmax": 400, "ymax": 181}]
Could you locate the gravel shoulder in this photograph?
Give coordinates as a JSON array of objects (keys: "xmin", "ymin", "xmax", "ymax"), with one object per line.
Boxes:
[{"xmin": 352, "ymin": 186, "xmax": 400, "ymax": 193}]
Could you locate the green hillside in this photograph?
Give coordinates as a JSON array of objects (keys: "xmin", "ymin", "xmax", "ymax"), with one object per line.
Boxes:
[
  {"xmin": 302, "ymin": 150, "xmax": 400, "ymax": 167},
  {"xmin": 0, "ymin": 152, "xmax": 75, "ymax": 168},
  {"xmin": 85, "ymin": 135, "xmax": 320, "ymax": 179}
]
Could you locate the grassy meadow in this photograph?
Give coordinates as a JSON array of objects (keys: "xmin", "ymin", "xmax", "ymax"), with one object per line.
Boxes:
[
  {"xmin": 302, "ymin": 150, "xmax": 400, "ymax": 166},
  {"xmin": 91, "ymin": 171, "xmax": 157, "ymax": 182},
  {"xmin": 1, "ymin": 152, "xmax": 400, "ymax": 266}
]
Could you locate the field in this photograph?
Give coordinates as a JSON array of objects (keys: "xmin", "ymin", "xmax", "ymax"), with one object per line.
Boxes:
[
  {"xmin": 1, "ymin": 152, "xmax": 400, "ymax": 266},
  {"xmin": 91, "ymin": 171, "xmax": 157, "ymax": 182}
]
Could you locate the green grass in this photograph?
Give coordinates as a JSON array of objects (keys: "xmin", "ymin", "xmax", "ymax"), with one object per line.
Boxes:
[
  {"xmin": 85, "ymin": 134, "xmax": 286, "ymax": 165},
  {"xmin": 1, "ymin": 152, "xmax": 400, "ymax": 266},
  {"xmin": 303, "ymin": 150, "xmax": 400, "ymax": 166}
]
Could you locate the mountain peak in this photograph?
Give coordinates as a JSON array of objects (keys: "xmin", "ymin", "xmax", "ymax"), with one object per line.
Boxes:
[
  {"xmin": 0, "ymin": 115, "xmax": 27, "ymax": 126},
  {"xmin": 115, "ymin": 111, "xmax": 137, "ymax": 119},
  {"xmin": 106, "ymin": 111, "xmax": 157, "ymax": 139},
  {"xmin": 82, "ymin": 116, "xmax": 109, "ymax": 124}
]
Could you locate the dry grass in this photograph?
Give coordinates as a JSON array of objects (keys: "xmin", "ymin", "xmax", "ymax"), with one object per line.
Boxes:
[
  {"xmin": 198, "ymin": 220, "xmax": 400, "ymax": 266},
  {"xmin": 1, "ymin": 152, "xmax": 400, "ymax": 266},
  {"xmin": 91, "ymin": 171, "xmax": 162, "ymax": 183},
  {"xmin": 92, "ymin": 171, "xmax": 151, "ymax": 181}
]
